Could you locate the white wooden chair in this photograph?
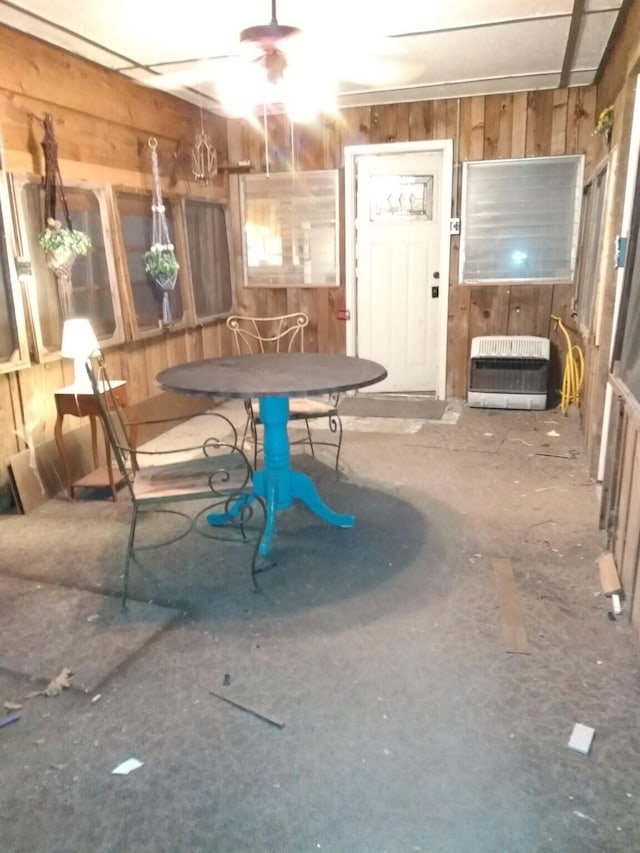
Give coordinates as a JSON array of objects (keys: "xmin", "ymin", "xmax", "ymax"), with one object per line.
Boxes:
[
  {"xmin": 86, "ymin": 353, "xmax": 265, "ymax": 608},
  {"xmin": 226, "ymin": 312, "xmax": 343, "ymax": 474}
]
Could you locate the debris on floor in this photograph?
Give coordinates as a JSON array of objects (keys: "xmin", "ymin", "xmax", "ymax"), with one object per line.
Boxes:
[
  {"xmin": 568, "ymin": 723, "xmax": 595, "ymax": 755},
  {"xmin": 112, "ymin": 758, "xmax": 143, "ymax": 775},
  {"xmin": 43, "ymin": 667, "xmax": 74, "ymax": 697},
  {"xmin": 597, "ymin": 551, "xmax": 624, "ymax": 619},
  {"xmin": 573, "ymin": 810, "xmax": 597, "ymax": 823},
  {"xmin": 0, "ymin": 712, "xmax": 21, "ymax": 729},
  {"xmin": 22, "ymin": 667, "xmax": 74, "ymax": 700},
  {"xmin": 209, "ymin": 690, "xmax": 284, "ymax": 729}
]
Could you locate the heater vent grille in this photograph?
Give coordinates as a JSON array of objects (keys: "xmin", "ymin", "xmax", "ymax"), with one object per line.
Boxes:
[
  {"xmin": 470, "ymin": 335, "xmax": 550, "ymax": 360},
  {"xmin": 468, "ymin": 335, "xmax": 550, "ymax": 410}
]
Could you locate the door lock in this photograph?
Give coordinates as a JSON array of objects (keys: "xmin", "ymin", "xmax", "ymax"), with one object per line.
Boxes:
[{"xmin": 431, "ymin": 286, "xmax": 439, "ymax": 298}]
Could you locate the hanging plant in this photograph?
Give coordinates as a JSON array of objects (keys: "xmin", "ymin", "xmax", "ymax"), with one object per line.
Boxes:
[
  {"xmin": 39, "ymin": 114, "xmax": 92, "ymax": 319},
  {"xmin": 145, "ymin": 138, "xmax": 179, "ymax": 327},
  {"xmin": 595, "ymin": 105, "xmax": 614, "ymax": 148},
  {"xmin": 38, "ymin": 217, "xmax": 92, "ymax": 264},
  {"xmin": 143, "ymin": 243, "xmax": 179, "ymax": 284}
]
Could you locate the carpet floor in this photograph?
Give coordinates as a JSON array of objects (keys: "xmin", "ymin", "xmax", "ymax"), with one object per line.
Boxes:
[{"xmin": 1, "ymin": 404, "xmax": 639, "ymax": 853}]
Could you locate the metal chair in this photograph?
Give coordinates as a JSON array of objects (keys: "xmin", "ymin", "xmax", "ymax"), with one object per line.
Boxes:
[
  {"xmin": 86, "ymin": 353, "xmax": 265, "ymax": 608},
  {"xmin": 226, "ymin": 312, "xmax": 343, "ymax": 474}
]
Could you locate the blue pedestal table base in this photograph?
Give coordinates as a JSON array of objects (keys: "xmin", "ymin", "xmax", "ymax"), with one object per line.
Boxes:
[{"xmin": 207, "ymin": 395, "xmax": 354, "ymax": 557}]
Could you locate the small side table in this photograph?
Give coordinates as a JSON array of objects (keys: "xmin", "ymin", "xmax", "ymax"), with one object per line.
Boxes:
[{"xmin": 54, "ymin": 381, "xmax": 131, "ymax": 501}]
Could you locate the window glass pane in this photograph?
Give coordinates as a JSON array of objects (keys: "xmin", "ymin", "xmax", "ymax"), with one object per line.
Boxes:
[
  {"xmin": 243, "ymin": 170, "xmax": 338, "ymax": 287},
  {"xmin": 618, "ymin": 158, "xmax": 640, "ymax": 398},
  {"xmin": 185, "ymin": 200, "xmax": 232, "ymax": 318},
  {"xmin": 574, "ymin": 167, "xmax": 607, "ymax": 331},
  {"xmin": 21, "ymin": 183, "xmax": 116, "ymax": 349},
  {"xmin": 0, "ymin": 202, "xmax": 19, "ymax": 363},
  {"xmin": 461, "ymin": 156, "xmax": 583, "ymax": 282},
  {"xmin": 116, "ymin": 192, "xmax": 183, "ymax": 331},
  {"xmin": 369, "ymin": 175, "xmax": 434, "ymax": 221}
]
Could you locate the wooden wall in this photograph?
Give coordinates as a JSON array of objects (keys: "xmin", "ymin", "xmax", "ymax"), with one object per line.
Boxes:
[
  {"xmin": 0, "ymin": 22, "xmax": 605, "ymax": 505},
  {"xmin": 228, "ymin": 87, "xmax": 599, "ymax": 401},
  {"xmin": 580, "ymin": 0, "xmax": 640, "ymax": 476},
  {"xmin": 0, "ymin": 25, "xmax": 233, "ymax": 502},
  {"xmin": 592, "ymin": 3, "xmax": 640, "ymax": 637}
]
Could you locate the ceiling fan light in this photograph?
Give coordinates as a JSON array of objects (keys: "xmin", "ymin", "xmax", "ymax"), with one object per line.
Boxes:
[{"xmin": 284, "ymin": 78, "xmax": 336, "ymax": 123}]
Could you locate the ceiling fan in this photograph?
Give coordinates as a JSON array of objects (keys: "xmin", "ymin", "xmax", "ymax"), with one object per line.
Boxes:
[
  {"xmin": 237, "ymin": 0, "xmax": 301, "ymax": 85},
  {"xmin": 143, "ymin": 0, "xmax": 421, "ymax": 118}
]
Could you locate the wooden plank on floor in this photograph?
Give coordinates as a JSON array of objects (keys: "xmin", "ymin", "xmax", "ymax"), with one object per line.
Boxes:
[
  {"xmin": 8, "ymin": 425, "xmax": 94, "ymax": 513},
  {"xmin": 597, "ymin": 551, "xmax": 622, "ymax": 596},
  {"xmin": 493, "ymin": 557, "xmax": 531, "ymax": 654}
]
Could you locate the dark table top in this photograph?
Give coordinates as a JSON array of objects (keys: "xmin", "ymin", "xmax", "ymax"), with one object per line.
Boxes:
[{"xmin": 156, "ymin": 353, "xmax": 388, "ymax": 399}]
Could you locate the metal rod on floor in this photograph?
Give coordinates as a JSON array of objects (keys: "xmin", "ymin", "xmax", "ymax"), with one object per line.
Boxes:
[{"xmin": 209, "ymin": 690, "xmax": 284, "ymax": 729}]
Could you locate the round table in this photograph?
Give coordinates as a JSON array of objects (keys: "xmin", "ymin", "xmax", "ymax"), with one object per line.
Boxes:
[{"xmin": 156, "ymin": 353, "xmax": 387, "ymax": 557}]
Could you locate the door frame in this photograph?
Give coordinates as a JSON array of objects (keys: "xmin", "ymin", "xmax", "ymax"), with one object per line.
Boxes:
[{"xmin": 344, "ymin": 139, "xmax": 454, "ymax": 400}]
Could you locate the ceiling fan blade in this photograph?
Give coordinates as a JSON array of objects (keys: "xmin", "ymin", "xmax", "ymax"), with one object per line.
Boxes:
[
  {"xmin": 281, "ymin": 31, "xmax": 423, "ymax": 88},
  {"xmin": 337, "ymin": 55, "xmax": 425, "ymax": 88},
  {"xmin": 137, "ymin": 58, "xmax": 229, "ymax": 91}
]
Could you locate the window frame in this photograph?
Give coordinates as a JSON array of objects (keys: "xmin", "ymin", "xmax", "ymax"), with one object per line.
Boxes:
[
  {"xmin": 180, "ymin": 196, "xmax": 234, "ymax": 323},
  {"xmin": 573, "ymin": 161, "xmax": 609, "ymax": 335},
  {"xmin": 240, "ymin": 169, "xmax": 340, "ymax": 288},
  {"xmin": 459, "ymin": 154, "xmax": 584, "ymax": 285},
  {"xmin": 110, "ymin": 186, "xmax": 193, "ymax": 340},
  {"xmin": 11, "ymin": 173, "xmax": 125, "ymax": 362},
  {"xmin": 2, "ymin": 170, "xmax": 237, "ymax": 360},
  {"xmin": 0, "ymin": 169, "xmax": 30, "ymax": 374}
]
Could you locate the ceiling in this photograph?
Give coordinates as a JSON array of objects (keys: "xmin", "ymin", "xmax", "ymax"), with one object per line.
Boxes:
[{"xmin": 0, "ymin": 0, "xmax": 629, "ymax": 117}]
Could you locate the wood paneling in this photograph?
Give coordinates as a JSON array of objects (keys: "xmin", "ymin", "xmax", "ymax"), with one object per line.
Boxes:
[
  {"xmin": 0, "ymin": 21, "xmax": 614, "ymax": 501},
  {"xmin": 604, "ymin": 378, "xmax": 640, "ymax": 641},
  {"xmin": 0, "ymin": 26, "xmax": 233, "ymax": 500},
  {"xmin": 595, "ymin": 0, "xmax": 640, "ymax": 116},
  {"xmin": 232, "ymin": 85, "xmax": 598, "ymax": 399}
]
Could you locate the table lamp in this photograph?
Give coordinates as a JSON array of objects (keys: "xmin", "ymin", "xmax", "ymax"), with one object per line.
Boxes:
[{"xmin": 60, "ymin": 318, "xmax": 99, "ymax": 389}]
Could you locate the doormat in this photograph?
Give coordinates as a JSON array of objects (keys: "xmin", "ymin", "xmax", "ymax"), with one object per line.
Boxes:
[
  {"xmin": 0, "ymin": 575, "xmax": 180, "ymax": 694},
  {"xmin": 339, "ymin": 395, "xmax": 447, "ymax": 420}
]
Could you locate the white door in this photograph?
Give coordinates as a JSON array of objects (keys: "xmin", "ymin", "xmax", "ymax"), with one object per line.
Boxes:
[{"xmin": 350, "ymin": 146, "xmax": 450, "ymax": 395}]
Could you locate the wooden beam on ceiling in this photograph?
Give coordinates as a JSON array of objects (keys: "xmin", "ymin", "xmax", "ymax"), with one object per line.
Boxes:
[{"xmin": 559, "ymin": 0, "xmax": 586, "ymax": 89}]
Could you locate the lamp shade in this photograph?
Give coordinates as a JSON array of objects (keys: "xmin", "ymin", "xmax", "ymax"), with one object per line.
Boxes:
[{"xmin": 60, "ymin": 318, "xmax": 99, "ymax": 388}]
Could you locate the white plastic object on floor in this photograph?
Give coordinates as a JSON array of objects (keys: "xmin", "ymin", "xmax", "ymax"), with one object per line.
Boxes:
[{"xmin": 568, "ymin": 723, "xmax": 595, "ymax": 755}]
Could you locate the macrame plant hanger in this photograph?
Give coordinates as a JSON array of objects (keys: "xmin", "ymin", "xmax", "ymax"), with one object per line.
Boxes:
[
  {"xmin": 147, "ymin": 138, "xmax": 178, "ymax": 326},
  {"xmin": 41, "ymin": 113, "xmax": 76, "ymax": 319}
]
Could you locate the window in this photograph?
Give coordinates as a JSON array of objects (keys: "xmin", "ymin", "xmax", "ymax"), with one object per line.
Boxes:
[
  {"xmin": 14, "ymin": 177, "xmax": 123, "ymax": 357},
  {"xmin": 574, "ymin": 165, "xmax": 608, "ymax": 332},
  {"xmin": 242, "ymin": 170, "xmax": 339, "ymax": 287},
  {"xmin": 184, "ymin": 199, "xmax": 232, "ymax": 320},
  {"xmin": 5, "ymin": 174, "xmax": 235, "ymax": 356},
  {"xmin": 115, "ymin": 191, "xmax": 185, "ymax": 334},
  {"xmin": 0, "ymin": 174, "xmax": 30, "ymax": 372},
  {"xmin": 460, "ymin": 156, "xmax": 584, "ymax": 283}
]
